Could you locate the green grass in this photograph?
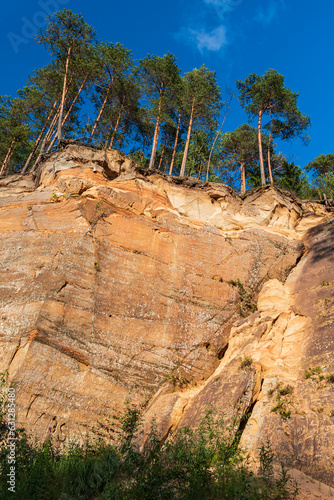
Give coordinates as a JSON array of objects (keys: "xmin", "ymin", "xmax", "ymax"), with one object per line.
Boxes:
[{"xmin": 304, "ymin": 367, "xmax": 322, "ymax": 379}]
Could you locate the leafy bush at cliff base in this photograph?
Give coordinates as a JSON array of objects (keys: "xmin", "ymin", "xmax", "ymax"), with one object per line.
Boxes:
[{"xmin": 0, "ymin": 384, "xmax": 299, "ymax": 500}]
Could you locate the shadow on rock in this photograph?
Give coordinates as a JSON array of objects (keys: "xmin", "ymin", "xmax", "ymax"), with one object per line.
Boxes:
[{"xmin": 307, "ymin": 218, "xmax": 334, "ymax": 264}]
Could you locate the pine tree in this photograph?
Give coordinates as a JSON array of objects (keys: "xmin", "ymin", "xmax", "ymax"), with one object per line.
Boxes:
[
  {"xmin": 236, "ymin": 69, "xmax": 310, "ymax": 187},
  {"xmin": 0, "ymin": 97, "xmax": 32, "ymax": 175},
  {"xmin": 306, "ymin": 154, "xmax": 334, "ymax": 178},
  {"xmin": 138, "ymin": 53, "xmax": 181, "ymax": 169},
  {"xmin": 218, "ymin": 124, "xmax": 274, "ymax": 192},
  {"xmin": 129, "ymin": 108, "xmax": 155, "ymax": 167},
  {"xmin": 89, "ymin": 42, "xmax": 134, "ymax": 143},
  {"xmin": 180, "ymin": 65, "xmax": 221, "ymax": 177},
  {"xmin": 274, "ymin": 159, "xmax": 307, "ymax": 196},
  {"xmin": 220, "ymin": 124, "xmax": 260, "ymax": 194},
  {"xmin": 185, "ymin": 130, "xmax": 210, "ymax": 179},
  {"xmin": 36, "ymin": 9, "xmax": 96, "ymax": 143},
  {"xmin": 264, "ymin": 98, "xmax": 310, "ymax": 183}
]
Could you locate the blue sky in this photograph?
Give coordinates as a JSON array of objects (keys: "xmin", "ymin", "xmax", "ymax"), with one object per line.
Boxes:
[{"xmin": 1, "ymin": 0, "xmax": 333, "ymax": 169}]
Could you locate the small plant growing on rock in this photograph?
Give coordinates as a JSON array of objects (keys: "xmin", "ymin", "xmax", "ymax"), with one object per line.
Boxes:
[
  {"xmin": 270, "ymin": 383, "xmax": 293, "ymax": 421},
  {"xmin": 239, "ymin": 356, "xmax": 253, "ymax": 369},
  {"xmin": 167, "ymin": 372, "xmax": 190, "ymax": 391},
  {"xmin": 278, "ymin": 385, "xmax": 294, "ymax": 396},
  {"xmin": 304, "ymin": 367, "xmax": 322, "ymax": 379},
  {"xmin": 271, "ymin": 400, "xmax": 291, "ymax": 421},
  {"xmin": 50, "ymin": 192, "xmax": 63, "ymax": 203},
  {"xmin": 326, "ymin": 373, "xmax": 334, "ymax": 383},
  {"xmin": 258, "ymin": 439, "xmax": 275, "ymax": 478},
  {"xmin": 320, "ymin": 280, "xmax": 330, "ymax": 287},
  {"xmin": 89, "ymin": 199, "xmax": 108, "ymax": 226},
  {"xmin": 324, "ymin": 297, "xmax": 332, "ymax": 307},
  {"xmin": 94, "ymin": 262, "xmax": 101, "ymax": 271},
  {"xmin": 0, "ymin": 370, "xmax": 8, "ymax": 423},
  {"xmin": 227, "ymin": 278, "xmax": 257, "ymax": 317}
]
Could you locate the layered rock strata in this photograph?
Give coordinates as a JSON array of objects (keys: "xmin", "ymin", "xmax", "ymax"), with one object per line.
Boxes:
[{"xmin": 0, "ymin": 145, "xmax": 333, "ymax": 490}]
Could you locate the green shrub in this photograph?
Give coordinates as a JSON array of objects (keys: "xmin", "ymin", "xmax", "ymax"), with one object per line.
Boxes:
[
  {"xmin": 278, "ymin": 385, "xmax": 294, "ymax": 396},
  {"xmin": 228, "ymin": 278, "xmax": 257, "ymax": 317},
  {"xmin": 270, "ymin": 383, "xmax": 293, "ymax": 421},
  {"xmin": 304, "ymin": 367, "xmax": 322, "ymax": 379},
  {"xmin": 0, "ymin": 375, "xmax": 299, "ymax": 499},
  {"xmin": 239, "ymin": 356, "xmax": 253, "ymax": 369}
]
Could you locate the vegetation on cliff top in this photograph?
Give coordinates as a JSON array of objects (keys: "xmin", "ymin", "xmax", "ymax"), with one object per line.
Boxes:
[{"xmin": 0, "ymin": 9, "xmax": 332, "ymax": 201}]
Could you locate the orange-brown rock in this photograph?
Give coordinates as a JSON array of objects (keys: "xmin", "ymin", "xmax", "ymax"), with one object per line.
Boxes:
[
  {"xmin": 154, "ymin": 220, "xmax": 334, "ymax": 488},
  {"xmin": 0, "ymin": 144, "xmax": 333, "ymax": 492}
]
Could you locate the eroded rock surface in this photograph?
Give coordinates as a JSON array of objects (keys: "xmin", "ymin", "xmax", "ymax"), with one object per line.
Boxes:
[
  {"xmin": 0, "ymin": 145, "xmax": 332, "ymax": 491},
  {"xmin": 145, "ymin": 222, "xmax": 334, "ymax": 488}
]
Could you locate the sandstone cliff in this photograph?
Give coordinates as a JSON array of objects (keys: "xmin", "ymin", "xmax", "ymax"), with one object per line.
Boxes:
[{"xmin": 0, "ymin": 145, "xmax": 333, "ymax": 495}]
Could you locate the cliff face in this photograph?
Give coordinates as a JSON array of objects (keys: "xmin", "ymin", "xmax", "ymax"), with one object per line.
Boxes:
[{"xmin": 0, "ymin": 145, "xmax": 333, "ymax": 490}]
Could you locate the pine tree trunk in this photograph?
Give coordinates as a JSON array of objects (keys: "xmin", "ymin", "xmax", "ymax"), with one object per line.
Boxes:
[
  {"xmin": 46, "ymin": 130, "xmax": 58, "ymax": 154},
  {"xmin": 46, "ymin": 119, "xmax": 61, "ymax": 153},
  {"xmin": 148, "ymin": 116, "xmax": 160, "ymax": 169},
  {"xmin": 22, "ymin": 101, "xmax": 58, "ymax": 173},
  {"xmin": 57, "ymin": 46, "xmax": 71, "ymax": 143},
  {"xmin": 30, "ymin": 108, "xmax": 60, "ymax": 172},
  {"xmin": 169, "ymin": 112, "xmax": 181, "ymax": 176},
  {"xmin": 89, "ymin": 77, "xmax": 115, "ymax": 142},
  {"xmin": 158, "ymin": 144, "xmax": 165, "ymax": 171},
  {"xmin": 258, "ymin": 110, "xmax": 266, "ymax": 186},
  {"xmin": 240, "ymin": 161, "xmax": 246, "ymax": 194},
  {"xmin": 149, "ymin": 96, "xmax": 162, "ymax": 170},
  {"xmin": 47, "ymin": 79, "xmax": 87, "ymax": 154},
  {"xmin": 180, "ymin": 101, "xmax": 194, "ymax": 177},
  {"xmin": 41, "ymin": 80, "xmax": 72, "ymax": 157},
  {"xmin": 118, "ymin": 125, "xmax": 127, "ymax": 151},
  {"xmin": 1, "ymin": 152, "xmax": 13, "ymax": 176},
  {"xmin": 206, "ymin": 95, "xmax": 232, "ymax": 182},
  {"xmin": 109, "ymin": 98, "xmax": 125, "ymax": 148},
  {"xmin": 0, "ymin": 139, "xmax": 15, "ymax": 176},
  {"xmin": 44, "ymin": 109, "xmax": 60, "ymax": 148},
  {"xmin": 140, "ymin": 133, "xmax": 147, "ymax": 166},
  {"xmin": 63, "ymin": 75, "xmax": 87, "ymax": 125},
  {"xmin": 104, "ymin": 121, "xmax": 114, "ymax": 148},
  {"xmin": 267, "ymin": 130, "xmax": 273, "ymax": 185},
  {"xmin": 197, "ymin": 163, "xmax": 202, "ymax": 179}
]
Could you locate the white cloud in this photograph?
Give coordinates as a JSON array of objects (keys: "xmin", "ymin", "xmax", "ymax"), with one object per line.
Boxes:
[
  {"xmin": 177, "ymin": 0, "xmax": 283, "ymax": 54},
  {"xmin": 177, "ymin": 0, "xmax": 241, "ymax": 53},
  {"xmin": 189, "ymin": 25, "xmax": 227, "ymax": 51},
  {"xmin": 255, "ymin": 2, "xmax": 279, "ymax": 25},
  {"xmin": 204, "ymin": 0, "xmax": 243, "ymax": 17}
]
